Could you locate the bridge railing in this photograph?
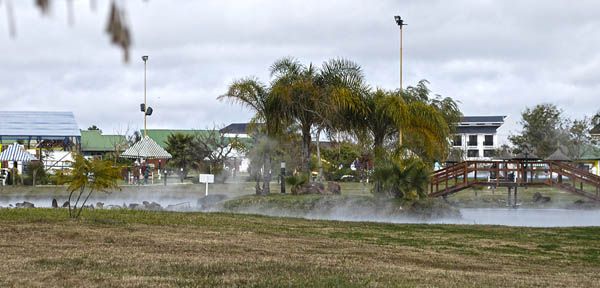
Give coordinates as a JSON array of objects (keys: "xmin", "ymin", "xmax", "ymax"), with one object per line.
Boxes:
[{"xmin": 430, "ymin": 160, "xmax": 600, "ymax": 200}]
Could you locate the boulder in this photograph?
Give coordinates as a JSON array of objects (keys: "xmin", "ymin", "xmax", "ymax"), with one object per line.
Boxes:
[
  {"xmin": 16, "ymin": 201, "xmax": 35, "ymax": 208},
  {"xmin": 293, "ymin": 182, "xmax": 325, "ymax": 195},
  {"xmin": 96, "ymin": 202, "xmax": 104, "ymax": 209},
  {"xmin": 143, "ymin": 201, "xmax": 162, "ymax": 211},
  {"xmin": 327, "ymin": 182, "xmax": 342, "ymax": 195},
  {"xmin": 128, "ymin": 203, "xmax": 140, "ymax": 209},
  {"xmin": 62, "ymin": 201, "xmax": 70, "ymax": 208},
  {"xmin": 51, "ymin": 199, "xmax": 58, "ymax": 208},
  {"xmin": 532, "ymin": 192, "xmax": 551, "ymax": 203},
  {"xmin": 197, "ymin": 194, "xmax": 228, "ymax": 210}
]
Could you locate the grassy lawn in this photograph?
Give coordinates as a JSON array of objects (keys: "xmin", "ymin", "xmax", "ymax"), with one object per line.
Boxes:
[{"xmin": 0, "ymin": 208, "xmax": 598, "ymax": 287}]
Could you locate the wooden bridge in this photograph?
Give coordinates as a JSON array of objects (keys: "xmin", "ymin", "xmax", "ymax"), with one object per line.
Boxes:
[{"xmin": 430, "ymin": 160, "xmax": 600, "ymax": 203}]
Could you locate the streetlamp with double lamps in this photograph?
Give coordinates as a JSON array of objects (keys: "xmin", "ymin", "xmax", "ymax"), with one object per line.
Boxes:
[
  {"xmin": 394, "ymin": 16, "xmax": 407, "ymax": 90},
  {"xmin": 141, "ymin": 55, "xmax": 153, "ymax": 137}
]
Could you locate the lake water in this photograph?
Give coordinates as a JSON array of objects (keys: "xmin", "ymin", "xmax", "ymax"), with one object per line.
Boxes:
[{"xmin": 1, "ymin": 196, "xmax": 599, "ymax": 227}]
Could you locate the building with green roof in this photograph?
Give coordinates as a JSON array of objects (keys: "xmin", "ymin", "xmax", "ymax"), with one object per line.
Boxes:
[
  {"xmin": 141, "ymin": 128, "xmax": 253, "ymax": 173},
  {"xmin": 579, "ymin": 146, "xmax": 600, "ymax": 176},
  {"xmin": 141, "ymin": 129, "xmax": 216, "ymax": 149},
  {"xmin": 81, "ymin": 130, "xmax": 128, "ymax": 157}
]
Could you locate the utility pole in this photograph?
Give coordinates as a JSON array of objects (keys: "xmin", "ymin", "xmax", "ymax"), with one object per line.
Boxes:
[
  {"xmin": 394, "ymin": 16, "xmax": 407, "ymax": 90},
  {"xmin": 142, "ymin": 55, "xmax": 149, "ymax": 137}
]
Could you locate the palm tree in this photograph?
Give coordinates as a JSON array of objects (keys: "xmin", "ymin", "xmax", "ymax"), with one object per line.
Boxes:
[
  {"xmin": 270, "ymin": 57, "xmax": 367, "ymax": 177},
  {"xmin": 371, "ymin": 157, "xmax": 430, "ymax": 199},
  {"xmin": 218, "ymin": 78, "xmax": 285, "ymax": 195},
  {"xmin": 358, "ymin": 88, "xmax": 450, "ymax": 164}
]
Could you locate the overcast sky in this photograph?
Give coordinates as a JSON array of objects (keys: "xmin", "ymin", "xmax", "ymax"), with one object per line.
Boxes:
[{"xmin": 1, "ymin": 0, "xmax": 599, "ymax": 143}]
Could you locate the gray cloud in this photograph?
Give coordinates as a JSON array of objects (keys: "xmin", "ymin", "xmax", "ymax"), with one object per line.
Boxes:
[{"xmin": 0, "ymin": 0, "xmax": 598, "ymax": 142}]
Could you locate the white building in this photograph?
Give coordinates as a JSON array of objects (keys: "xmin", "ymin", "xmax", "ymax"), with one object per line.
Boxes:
[
  {"xmin": 219, "ymin": 123, "xmax": 253, "ymax": 173},
  {"xmin": 452, "ymin": 116, "xmax": 506, "ymax": 161}
]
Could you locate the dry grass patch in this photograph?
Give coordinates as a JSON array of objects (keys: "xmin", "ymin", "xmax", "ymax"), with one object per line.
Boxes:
[{"xmin": 0, "ymin": 209, "xmax": 598, "ymax": 287}]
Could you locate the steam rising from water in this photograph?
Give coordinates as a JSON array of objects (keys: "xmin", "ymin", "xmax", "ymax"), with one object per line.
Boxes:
[{"xmin": 1, "ymin": 186, "xmax": 599, "ymax": 227}]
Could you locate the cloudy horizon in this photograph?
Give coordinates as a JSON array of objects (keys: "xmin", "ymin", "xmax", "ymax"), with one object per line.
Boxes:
[{"xmin": 1, "ymin": 0, "xmax": 598, "ymax": 144}]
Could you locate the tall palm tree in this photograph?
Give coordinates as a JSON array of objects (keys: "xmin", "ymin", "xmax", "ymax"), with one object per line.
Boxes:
[
  {"xmin": 270, "ymin": 57, "xmax": 366, "ymax": 177},
  {"xmin": 358, "ymin": 88, "xmax": 450, "ymax": 164},
  {"xmin": 401, "ymin": 80, "xmax": 462, "ymax": 162},
  {"xmin": 218, "ymin": 78, "xmax": 284, "ymax": 195}
]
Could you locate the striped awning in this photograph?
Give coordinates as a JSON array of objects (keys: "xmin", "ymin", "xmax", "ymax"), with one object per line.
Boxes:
[
  {"xmin": 0, "ymin": 143, "xmax": 37, "ymax": 162},
  {"xmin": 120, "ymin": 136, "xmax": 172, "ymax": 159}
]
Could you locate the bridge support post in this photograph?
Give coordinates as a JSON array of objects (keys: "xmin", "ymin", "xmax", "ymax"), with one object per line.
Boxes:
[{"xmin": 514, "ymin": 186, "xmax": 518, "ymax": 208}]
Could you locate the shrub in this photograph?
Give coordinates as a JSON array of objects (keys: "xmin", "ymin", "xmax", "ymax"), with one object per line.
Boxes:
[
  {"xmin": 285, "ymin": 174, "xmax": 309, "ymax": 195},
  {"xmin": 371, "ymin": 157, "xmax": 430, "ymax": 200}
]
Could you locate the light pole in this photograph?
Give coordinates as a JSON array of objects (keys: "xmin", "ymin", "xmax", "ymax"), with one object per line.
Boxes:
[
  {"xmin": 394, "ymin": 16, "xmax": 407, "ymax": 90},
  {"xmin": 142, "ymin": 55, "xmax": 149, "ymax": 136}
]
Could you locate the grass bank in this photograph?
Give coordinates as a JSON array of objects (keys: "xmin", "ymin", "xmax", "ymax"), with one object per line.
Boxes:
[
  {"xmin": 0, "ymin": 208, "xmax": 598, "ymax": 287},
  {"xmin": 222, "ymin": 194, "xmax": 460, "ymax": 220}
]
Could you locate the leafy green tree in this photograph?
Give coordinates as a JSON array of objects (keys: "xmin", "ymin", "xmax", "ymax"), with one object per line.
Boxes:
[
  {"xmin": 564, "ymin": 117, "xmax": 594, "ymax": 159},
  {"xmin": 509, "ymin": 104, "xmax": 565, "ymax": 158},
  {"xmin": 24, "ymin": 161, "xmax": 47, "ymax": 186},
  {"xmin": 165, "ymin": 133, "xmax": 195, "ymax": 181},
  {"xmin": 55, "ymin": 154, "xmax": 121, "ymax": 218},
  {"xmin": 320, "ymin": 142, "xmax": 361, "ymax": 180},
  {"xmin": 192, "ymin": 130, "xmax": 240, "ymax": 183}
]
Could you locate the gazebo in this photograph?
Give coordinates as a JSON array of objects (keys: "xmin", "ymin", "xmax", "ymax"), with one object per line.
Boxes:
[
  {"xmin": 120, "ymin": 136, "xmax": 171, "ymax": 184},
  {"xmin": 120, "ymin": 136, "xmax": 172, "ymax": 160},
  {"xmin": 0, "ymin": 143, "xmax": 37, "ymax": 185},
  {"xmin": 545, "ymin": 148, "xmax": 571, "ymax": 162}
]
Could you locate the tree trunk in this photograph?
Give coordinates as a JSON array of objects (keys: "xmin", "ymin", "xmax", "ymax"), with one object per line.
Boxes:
[
  {"xmin": 262, "ymin": 153, "xmax": 271, "ymax": 195},
  {"xmin": 301, "ymin": 125, "xmax": 312, "ymax": 177},
  {"xmin": 316, "ymin": 128, "xmax": 323, "ymax": 182},
  {"xmin": 398, "ymin": 129, "xmax": 403, "ymax": 147}
]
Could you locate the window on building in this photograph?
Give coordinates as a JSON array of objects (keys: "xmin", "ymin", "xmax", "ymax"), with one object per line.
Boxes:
[
  {"xmin": 468, "ymin": 135, "xmax": 478, "ymax": 146},
  {"xmin": 452, "ymin": 135, "xmax": 462, "ymax": 146},
  {"xmin": 484, "ymin": 135, "xmax": 494, "ymax": 146},
  {"xmin": 467, "ymin": 149, "xmax": 479, "ymax": 157},
  {"xmin": 483, "ymin": 149, "xmax": 495, "ymax": 157}
]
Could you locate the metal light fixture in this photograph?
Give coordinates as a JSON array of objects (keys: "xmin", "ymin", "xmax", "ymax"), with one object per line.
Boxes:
[{"xmin": 394, "ymin": 15, "xmax": 407, "ymax": 90}]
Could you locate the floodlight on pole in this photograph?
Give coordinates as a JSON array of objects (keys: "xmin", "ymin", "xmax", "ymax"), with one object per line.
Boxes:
[
  {"xmin": 394, "ymin": 16, "xmax": 407, "ymax": 90},
  {"xmin": 142, "ymin": 55, "xmax": 149, "ymax": 137}
]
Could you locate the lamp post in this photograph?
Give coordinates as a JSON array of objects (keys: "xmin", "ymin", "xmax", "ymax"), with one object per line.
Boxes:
[
  {"xmin": 394, "ymin": 16, "xmax": 407, "ymax": 90},
  {"xmin": 142, "ymin": 55, "xmax": 149, "ymax": 137},
  {"xmin": 280, "ymin": 161, "xmax": 286, "ymax": 194}
]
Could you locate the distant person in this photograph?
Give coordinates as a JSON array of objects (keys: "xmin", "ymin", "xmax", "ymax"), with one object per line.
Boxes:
[
  {"xmin": 143, "ymin": 165, "xmax": 149, "ymax": 185},
  {"xmin": 133, "ymin": 166, "xmax": 140, "ymax": 185}
]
